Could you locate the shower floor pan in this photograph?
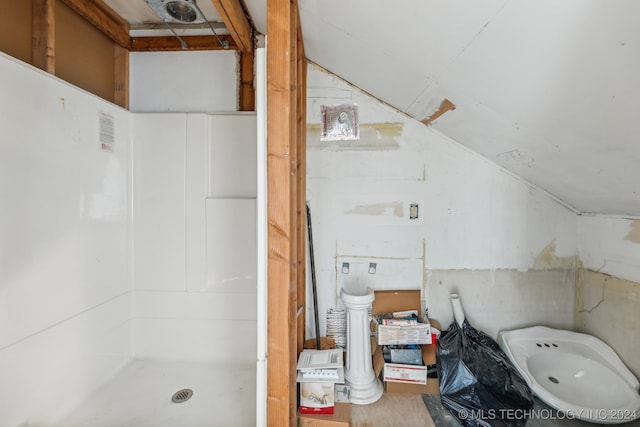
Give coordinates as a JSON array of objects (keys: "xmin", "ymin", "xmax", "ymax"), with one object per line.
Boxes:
[{"xmin": 51, "ymin": 359, "xmax": 256, "ymax": 427}]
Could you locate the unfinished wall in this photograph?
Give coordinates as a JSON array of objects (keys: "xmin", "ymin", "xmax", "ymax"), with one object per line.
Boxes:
[
  {"xmin": 56, "ymin": 1, "xmax": 116, "ymax": 103},
  {"xmin": 306, "ymin": 63, "xmax": 578, "ymax": 339},
  {"xmin": 0, "ymin": 0, "xmax": 118, "ymax": 103},
  {"xmin": 577, "ymin": 215, "xmax": 640, "ymax": 378},
  {"xmin": 0, "ymin": 0, "xmax": 31, "ymax": 64},
  {"xmin": 131, "ymin": 112, "xmax": 257, "ymax": 364},
  {"xmin": 0, "ymin": 53, "xmax": 131, "ymax": 426}
]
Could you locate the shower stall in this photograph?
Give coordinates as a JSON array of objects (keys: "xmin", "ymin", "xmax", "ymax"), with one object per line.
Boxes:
[{"xmin": 0, "ymin": 49, "xmax": 265, "ymax": 427}]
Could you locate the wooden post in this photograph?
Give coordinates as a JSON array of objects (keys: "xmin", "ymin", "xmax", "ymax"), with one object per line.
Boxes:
[
  {"xmin": 114, "ymin": 45, "xmax": 129, "ymax": 109},
  {"xmin": 266, "ymin": 0, "xmax": 305, "ymax": 425},
  {"xmin": 295, "ymin": 5, "xmax": 307, "ymax": 356},
  {"xmin": 31, "ymin": 0, "xmax": 55, "ymax": 73},
  {"xmin": 239, "ymin": 50, "xmax": 255, "ymax": 111}
]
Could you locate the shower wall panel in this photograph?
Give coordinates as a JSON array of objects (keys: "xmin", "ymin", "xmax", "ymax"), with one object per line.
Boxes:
[
  {"xmin": 0, "ymin": 53, "xmax": 132, "ymax": 426},
  {"xmin": 132, "ymin": 113, "xmax": 257, "ymax": 364}
]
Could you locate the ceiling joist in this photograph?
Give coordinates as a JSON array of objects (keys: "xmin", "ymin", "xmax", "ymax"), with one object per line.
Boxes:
[
  {"xmin": 210, "ymin": 0, "xmax": 253, "ymax": 52},
  {"xmin": 58, "ymin": 0, "xmax": 252, "ymax": 53},
  {"xmin": 131, "ymin": 34, "xmax": 237, "ymax": 51}
]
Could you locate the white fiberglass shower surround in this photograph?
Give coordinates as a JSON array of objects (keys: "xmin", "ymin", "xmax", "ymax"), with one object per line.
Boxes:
[{"xmin": 0, "ymin": 51, "xmax": 263, "ymax": 427}]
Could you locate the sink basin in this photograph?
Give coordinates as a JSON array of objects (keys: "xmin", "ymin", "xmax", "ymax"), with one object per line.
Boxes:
[{"xmin": 498, "ymin": 326, "xmax": 640, "ymax": 424}]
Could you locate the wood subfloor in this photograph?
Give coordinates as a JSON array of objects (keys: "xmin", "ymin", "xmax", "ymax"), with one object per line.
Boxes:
[{"xmin": 350, "ymin": 394, "xmax": 436, "ymax": 427}]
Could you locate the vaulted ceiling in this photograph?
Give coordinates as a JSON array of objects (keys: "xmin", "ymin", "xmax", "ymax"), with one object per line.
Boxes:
[{"xmin": 100, "ymin": 1, "xmax": 640, "ymax": 216}]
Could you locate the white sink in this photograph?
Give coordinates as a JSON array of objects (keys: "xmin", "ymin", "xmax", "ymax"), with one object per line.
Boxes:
[{"xmin": 498, "ymin": 326, "xmax": 640, "ymax": 424}]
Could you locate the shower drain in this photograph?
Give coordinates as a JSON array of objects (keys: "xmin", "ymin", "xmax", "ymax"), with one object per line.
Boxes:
[{"xmin": 171, "ymin": 388, "xmax": 194, "ymax": 403}]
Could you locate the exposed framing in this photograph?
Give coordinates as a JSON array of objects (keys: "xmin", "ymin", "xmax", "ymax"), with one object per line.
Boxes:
[
  {"xmin": 295, "ymin": 13, "xmax": 307, "ymax": 357},
  {"xmin": 28, "ymin": 0, "xmax": 255, "ymax": 110},
  {"xmin": 210, "ymin": 0, "xmax": 253, "ymax": 52},
  {"xmin": 130, "ymin": 35, "xmax": 237, "ymax": 51},
  {"xmin": 266, "ymin": 0, "xmax": 306, "ymax": 425},
  {"xmin": 113, "ymin": 44, "xmax": 129, "ymax": 109},
  {"xmin": 24, "ymin": 0, "xmax": 308, "ymax": 423},
  {"xmin": 239, "ymin": 50, "xmax": 255, "ymax": 111},
  {"xmin": 58, "ymin": 0, "xmax": 130, "ymax": 49},
  {"xmin": 31, "ymin": 0, "xmax": 56, "ymax": 73}
]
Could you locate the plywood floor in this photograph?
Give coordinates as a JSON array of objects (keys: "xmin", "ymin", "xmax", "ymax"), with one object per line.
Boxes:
[{"xmin": 350, "ymin": 394, "xmax": 436, "ymax": 427}]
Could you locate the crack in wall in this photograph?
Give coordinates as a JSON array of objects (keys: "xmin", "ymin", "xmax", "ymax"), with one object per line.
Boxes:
[{"xmin": 579, "ymin": 276, "xmax": 609, "ymax": 313}]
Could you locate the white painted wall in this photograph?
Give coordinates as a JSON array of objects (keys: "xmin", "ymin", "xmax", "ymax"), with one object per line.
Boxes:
[
  {"xmin": 129, "ymin": 50, "xmax": 238, "ymax": 113},
  {"xmin": 0, "ymin": 53, "xmax": 132, "ymax": 426},
  {"xmin": 131, "ymin": 113, "xmax": 257, "ymax": 364},
  {"xmin": 576, "ymin": 214, "xmax": 640, "ymax": 377},
  {"xmin": 577, "ymin": 215, "xmax": 640, "ymax": 283},
  {"xmin": 306, "ymin": 64, "xmax": 578, "ymax": 337},
  {"xmin": 291, "ymin": 1, "xmax": 640, "ymax": 216}
]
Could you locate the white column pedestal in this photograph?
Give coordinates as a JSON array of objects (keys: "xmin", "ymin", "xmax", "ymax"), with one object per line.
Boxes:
[{"xmin": 340, "ymin": 286, "xmax": 383, "ymax": 405}]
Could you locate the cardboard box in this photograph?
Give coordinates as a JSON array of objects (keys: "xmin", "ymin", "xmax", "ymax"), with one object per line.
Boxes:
[
  {"xmin": 297, "ymin": 349, "xmax": 345, "ymax": 414},
  {"xmin": 298, "ymin": 402, "xmax": 350, "ymax": 427},
  {"xmin": 372, "ymin": 290, "xmax": 423, "ymax": 316},
  {"xmin": 300, "ymin": 382, "xmax": 336, "ymax": 414},
  {"xmin": 384, "ymin": 362, "xmax": 427, "ymax": 384},
  {"xmin": 376, "ymin": 321, "xmax": 432, "ymax": 345},
  {"xmin": 386, "ymin": 376, "xmax": 440, "ymax": 395},
  {"xmin": 371, "ymin": 337, "xmax": 385, "ymax": 378},
  {"xmin": 384, "ymin": 327, "xmax": 440, "ymax": 395},
  {"xmin": 372, "ymin": 290, "xmax": 432, "ymax": 345},
  {"xmin": 297, "ymin": 349, "xmax": 344, "ymax": 383},
  {"xmin": 371, "ymin": 290, "xmax": 441, "ymax": 395}
]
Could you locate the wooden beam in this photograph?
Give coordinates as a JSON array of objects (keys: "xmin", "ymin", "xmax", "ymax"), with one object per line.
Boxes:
[
  {"xmin": 295, "ymin": 5, "xmax": 307, "ymax": 356},
  {"xmin": 31, "ymin": 0, "xmax": 55, "ymax": 73},
  {"xmin": 58, "ymin": 0, "xmax": 130, "ymax": 49},
  {"xmin": 210, "ymin": 0, "xmax": 253, "ymax": 52},
  {"xmin": 267, "ymin": 0, "xmax": 302, "ymax": 425},
  {"xmin": 239, "ymin": 50, "xmax": 255, "ymax": 111},
  {"xmin": 288, "ymin": 0, "xmax": 299, "ymax": 364},
  {"xmin": 130, "ymin": 35, "xmax": 237, "ymax": 51},
  {"xmin": 114, "ymin": 44, "xmax": 129, "ymax": 109}
]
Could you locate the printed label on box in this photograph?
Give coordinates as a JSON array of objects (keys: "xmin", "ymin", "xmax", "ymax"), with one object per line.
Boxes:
[
  {"xmin": 377, "ymin": 323, "xmax": 432, "ymax": 345},
  {"xmin": 384, "ymin": 363, "xmax": 427, "ymax": 385}
]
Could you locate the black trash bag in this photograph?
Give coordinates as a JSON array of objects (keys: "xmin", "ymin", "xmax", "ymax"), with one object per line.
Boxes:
[{"xmin": 437, "ymin": 319, "xmax": 533, "ymax": 427}]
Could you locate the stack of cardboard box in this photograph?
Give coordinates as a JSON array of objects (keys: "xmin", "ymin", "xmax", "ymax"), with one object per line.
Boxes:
[
  {"xmin": 297, "ymin": 349, "xmax": 345, "ymax": 415},
  {"xmin": 297, "ymin": 349, "xmax": 350, "ymax": 426},
  {"xmin": 297, "ymin": 289, "xmax": 440, "ymax": 426},
  {"xmin": 298, "ymin": 402, "xmax": 351, "ymax": 427},
  {"xmin": 371, "ymin": 290, "xmax": 440, "ymax": 395}
]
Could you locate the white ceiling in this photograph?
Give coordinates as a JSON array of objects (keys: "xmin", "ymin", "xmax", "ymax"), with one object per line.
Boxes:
[
  {"xmin": 245, "ymin": 0, "xmax": 640, "ymax": 216},
  {"xmin": 103, "ymin": 0, "xmax": 640, "ymax": 216}
]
